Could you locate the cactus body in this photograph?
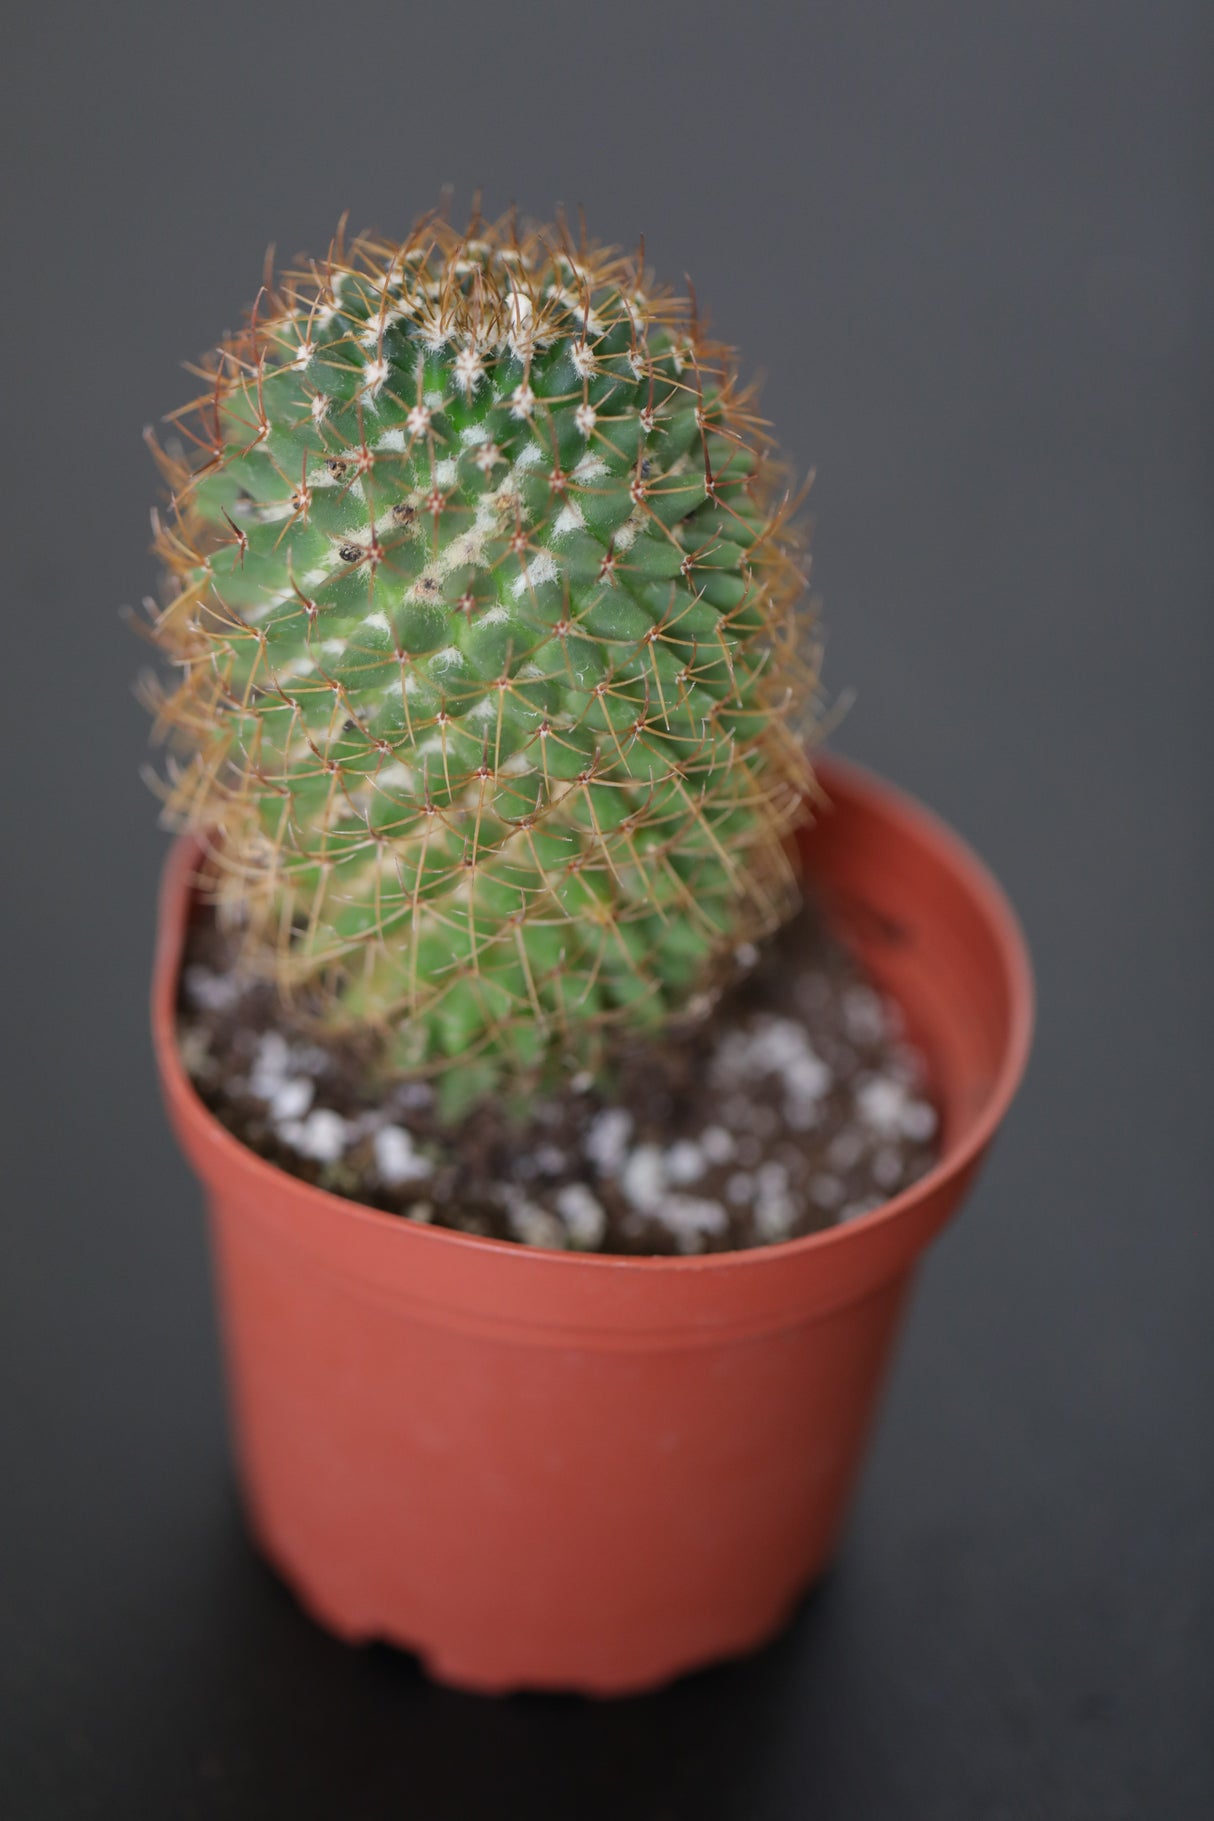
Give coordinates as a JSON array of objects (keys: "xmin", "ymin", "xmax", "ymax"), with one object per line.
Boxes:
[{"xmin": 149, "ymin": 211, "xmax": 816, "ymax": 1105}]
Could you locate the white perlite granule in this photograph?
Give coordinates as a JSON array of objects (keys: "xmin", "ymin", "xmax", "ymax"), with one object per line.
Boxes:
[
  {"xmin": 711, "ymin": 1015, "xmax": 833, "ymax": 1129},
  {"xmin": 621, "ymin": 1144, "xmax": 667, "ymax": 1212},
  {"xmin": 586, "ymin": 1108, "xmax": 634, "ymax": 1175},
  {"xmin": 754, "ymin": 1191, "xmax": 797, "ymax": 1242},
  {"xmin": 660, "ymin": 1195, "xmax": 729, "ymax": 1253},
  {"xmin": 700, "ymin": 1125, "xmax": 735, "ymax": 1164},
  {"xmin": 182, "ymin": 964, "xmax": 243, "ymax": 1013},
  {"xmin": 373, "ymin": 1125, "xmax": 433, "ymax": 1186},
  {"xmin": 279, "ymin": 1108, "xmax": 349, "ymax": 1163},
  {"xmin": 602, "ymin": 1123, "xmax": 733, "ymax": 1251},
  {"xmin": 872, "ymin": 1145, "xmax": 904, "ymax": 1190},
  {"xmin": 841, "ymin": 984, "xmax": 888, "ymax": 1044},
  {"xmin": 753, "ymin": 1159, "xmax": 797, "ymax": 1241},
  {"xmin": 248, "ymin": 1032, "xmax": 291, "ymax": 1100},
  {"xmin": 810, "ymin": 1172, "xmax": 845, "ymax": 1210},
  {"xmin": 269, "ymin": 1078, "xmax": 314, "ymax": 1122},
  {"xmin": 828, "ymin": 1129, "xmax": 865, "ymax": 1172},
  {"xmin": 555, "ymin": 1183, "xmax": 608, "ymax": 1250},
  {"xmin": 841, "ymin": 1195, "xmax": 883, "ymax": 1223},
  {"xmin": 664, "ymin": 1139, "xmax": 706, "ymax": 1184},
  {"xmin": 902, "ymin": 1101, "xmax": 937, "ymax": 1143},
  {"xmin": 501, "ymin": 1189, "xmax": 566, "ymax": 1250},
  {"xmin": 856, "ymin": 1075, "xmax": 938, "ymax": 1142}
]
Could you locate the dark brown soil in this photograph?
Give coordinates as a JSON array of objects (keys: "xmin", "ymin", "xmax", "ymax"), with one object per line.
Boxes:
[{"xmin": 177, "ymin": 901, "xmax": 939, "ymax": 1255}]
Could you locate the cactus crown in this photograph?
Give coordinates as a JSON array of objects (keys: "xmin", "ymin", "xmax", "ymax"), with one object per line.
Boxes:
[{"xmin": 147, "ymin": 207, "xmax": 817, "ymax": 1111}]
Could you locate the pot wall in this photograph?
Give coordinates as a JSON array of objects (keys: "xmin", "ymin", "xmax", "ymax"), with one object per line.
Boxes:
[{"xmin": 155, "ymin": 756, "xmax": 1032, "ymax": 1694}]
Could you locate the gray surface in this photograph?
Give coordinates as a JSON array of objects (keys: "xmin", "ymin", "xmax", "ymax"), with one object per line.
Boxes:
[{"xmin": 1, "ymin": 3, "xmax": 1210, "ymax": 1815}]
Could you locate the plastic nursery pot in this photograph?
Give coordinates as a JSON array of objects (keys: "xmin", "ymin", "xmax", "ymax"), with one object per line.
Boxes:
[{"xmin": 153, "ymin": 755, "xmax": 1032, "ymax": 1696}]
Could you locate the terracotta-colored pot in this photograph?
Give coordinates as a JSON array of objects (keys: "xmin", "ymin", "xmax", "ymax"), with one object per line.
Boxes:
[{"xmin": 153, "ymin": 756, "xmax": 1032, "ymax": 1695}]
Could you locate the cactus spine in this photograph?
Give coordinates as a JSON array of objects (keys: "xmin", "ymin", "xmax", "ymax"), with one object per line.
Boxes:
[{"xmin": 148, "ymin": 209, "xmax": 817, "ymax": 1110}]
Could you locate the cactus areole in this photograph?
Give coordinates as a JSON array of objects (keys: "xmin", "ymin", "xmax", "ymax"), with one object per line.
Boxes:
[{"xmin": 148, "ymin": 210, "xmax": 817, "ymax": 1114}]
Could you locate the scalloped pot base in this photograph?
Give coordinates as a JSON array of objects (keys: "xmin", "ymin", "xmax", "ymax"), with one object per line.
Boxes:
[{"xmin": 153, "ymin": 756, "xmax": 1033, "ymax": 1696}]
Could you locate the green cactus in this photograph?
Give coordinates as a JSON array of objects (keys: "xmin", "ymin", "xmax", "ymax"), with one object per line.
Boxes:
[{"xmin": 147, "ymin": 208, "xmax": 817, "ymax": 1113}]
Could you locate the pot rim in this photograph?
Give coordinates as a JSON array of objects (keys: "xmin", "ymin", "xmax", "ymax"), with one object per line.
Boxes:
[{"xmin": 152, "ymin": 752, "xmax": 1034, "ymax": 1278}]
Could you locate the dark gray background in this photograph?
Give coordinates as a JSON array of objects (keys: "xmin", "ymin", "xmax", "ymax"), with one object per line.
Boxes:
[{"xmin": 1, "ymin": 2, "xmax": 1210, "ymax": 1815}]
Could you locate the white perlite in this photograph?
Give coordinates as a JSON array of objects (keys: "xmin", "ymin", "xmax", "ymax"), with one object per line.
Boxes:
[
  {"xmin": 901, "ymin": 1099, "xmax": 938, "ymax": 1143},
  {"xmin": 872, "ymin": 1146, "xmax": 904, "ymax": 1190},
  {"xmin": 269, "ymin": 1078, "xmax": 314, "ymax": 1122},
  {"xmin": 828, "ymin": 1129, "xmax": 865, "ymax": 1172},
  {"xmin": 585, "ymin": 1108, "xmax": 633, "ymax": 1175},
  {"xmin": 664, "ymin": 1139, "xmax": 706, "ymax": 1184},
  {"xmin": 757, "ymin": 1161, "xmax": 789, "ymax": 1197},
  {"xmin": 502, "ymin": 1190, "xmax": 566, "ymax": 1250},
  {"xmin": 700, "ymin": 1125, "xmax": 735, "ymax": 1164},
  {"xmin": 621, "ymin": 1144, "xmax": 666, "ymax": 1212},
  {"xmin": 711, "ymin": 1015, "xmax": 833, "ymax": 1128},
  {"xmin": 841, "ymin": 984, "xmax": 889, "ymax": 1044},
  {"xmin": 841, "ymin": 1195, "xmax": 884, "ymax": 1223},
  {"xmin": 248, "ymin": 1032, "xmax": 291, "ymax": 1100},
  {"xmin": 279, "ymin": 1108, "xmax": 349, "ymax": 1164},
  {"xmin": 373, "ymin": 1125, "xmax": 433, "ymax": 1186},
  {"xmin": 753, "ymin": 1159, "xmax": 798, "ymax": 1241},
  {"xmin": 182, "ymin": 965, "xmax": 242, "ymax": 1013},
  {"xmin": 555, "ymin": 1183, "xmax": 608, "ymax": 1250},
  {"xmin": 754, "ymin": 1192, "xmax": 797, "ymax": 1243},
  {"xmin": 856, "ymin": 1075, "xmax": 937, "ymax": 1142},
  {"xmin": 611, "ymin": 1138, "xmax": 733, "ymax": 1251},
  {"xmin": 810, "ymin": 1173, "xmax": 845, "ymax": 1211},
  {"xmin": 661, "ymin": 1195, "xmax": 728, "ymax": 1253}
]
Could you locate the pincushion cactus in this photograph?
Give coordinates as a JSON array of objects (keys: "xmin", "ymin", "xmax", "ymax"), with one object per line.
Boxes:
[{"xmin": 147, "ymin": 208, "xmax": 817, "ymax": 1112}]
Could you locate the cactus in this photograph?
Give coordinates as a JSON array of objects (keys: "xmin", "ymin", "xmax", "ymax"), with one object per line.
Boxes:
[{"xmin": 147, "ymin": 207, "xmax": 818, "ymax": 1113}]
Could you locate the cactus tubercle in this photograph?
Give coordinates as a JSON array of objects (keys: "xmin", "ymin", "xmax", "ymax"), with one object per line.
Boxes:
[{"xmin": 146, "ymin": 207, "xmax": 819, "ymax": 1109}]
